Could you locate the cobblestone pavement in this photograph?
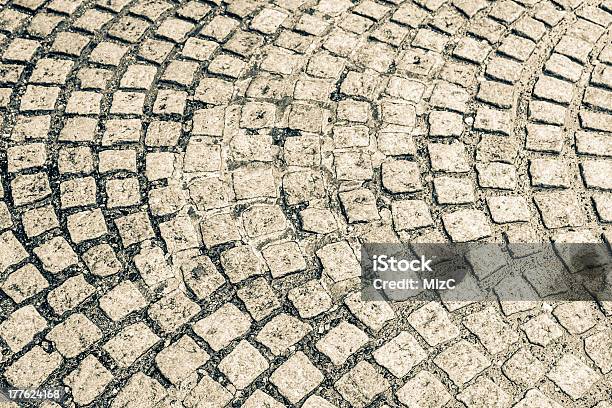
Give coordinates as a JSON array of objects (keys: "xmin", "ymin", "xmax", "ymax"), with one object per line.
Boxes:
[{"xmin": 0, "ymin": 0, "xmax": 611, "ymax": 407}]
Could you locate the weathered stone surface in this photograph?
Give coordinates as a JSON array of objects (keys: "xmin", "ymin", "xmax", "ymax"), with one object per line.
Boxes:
[{"xmin": 1, "ymin": 2, "xmax": 608, "ymax": 405}]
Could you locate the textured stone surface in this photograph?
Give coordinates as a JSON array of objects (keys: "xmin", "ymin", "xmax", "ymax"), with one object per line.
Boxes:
[{"xmin": 0, "ymin": 0, "xmax": 610, "ymax": 406}]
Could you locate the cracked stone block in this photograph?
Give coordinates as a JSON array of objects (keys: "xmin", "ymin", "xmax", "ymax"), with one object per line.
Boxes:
[
  {"xmin": 220, "ymin": 245, "xmax": 265, "ymax": 283},
  {"xmin": 106, "ymin": 177, "xmax": 141, "ymax": 208}
]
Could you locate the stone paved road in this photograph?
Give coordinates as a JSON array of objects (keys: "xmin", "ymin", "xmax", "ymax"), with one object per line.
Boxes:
[{"xmin": 0, "ymin": 0, "xmax": 611, "ymax": 407}]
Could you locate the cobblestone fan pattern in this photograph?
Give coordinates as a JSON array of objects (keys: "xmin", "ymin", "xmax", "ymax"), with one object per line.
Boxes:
[{"xmin": 0, "ymin": 0, "xmax": 611, "ymax": 406}]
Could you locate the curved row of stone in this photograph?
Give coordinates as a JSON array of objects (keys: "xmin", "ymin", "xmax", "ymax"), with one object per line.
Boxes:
[{"xmin": 0, "ymin": 0, "xmax": 611, "ymax": 407}]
